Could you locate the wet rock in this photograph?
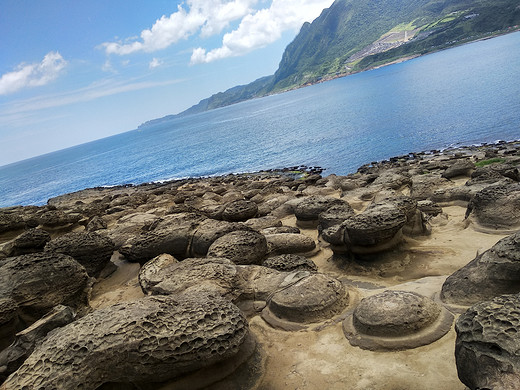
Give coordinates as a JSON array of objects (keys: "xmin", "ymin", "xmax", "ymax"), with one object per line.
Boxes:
[
  {"xmin": 465, "ymin": 183, "xmax": 520, "ymax": 230},
  {"xmin": 343, "ymin": 290, "xmax": 453, "ymax": 351},
  {"xmin": 190, "ymin": 219, "xmax": 252, "ymax": 257},
  {"xmin": 441, "ymin": 160, "xmax": 474, "ymax": 179},
  {"xmin": 207, "ymin": 230, "xmax": 268, "ymax": 265},
  {"xmin": 0, "ymin": 252, "xmax": 89, "ymax": 325},
  {"xmin": 0, "ymin": 228, "xmax": 51, "ymax": 258},
  {"xmin": 294, "ymin": 196, "xmax": 347, "ymax": 226},
  {"xmin": 222, "ymin": 200, "xmax": 258, "ymax": 222},
  {"xmin": 455, "ymin": 293, "xmax": 520, "ymax": 390},
  {"xmin": 0, "ymin": 293, "xmax": 251, "ymax": 390},
  {"xmin": 265, "ymin": 233, "xmax": 316, "ymax": 255},
  {"xmin": 441, "ymin": 231, "xmax": 520, "ymax": 306},
  {"xmin": 45, "ymin": 232, "xmax": 115, "ymax": 277},
  {"xmin": 262, "ymin": 254, "xmax": 318, "ymax": 273},
  {"xmin": 0, "ymin": 305, "xmax": 75, "ymax": 382}
]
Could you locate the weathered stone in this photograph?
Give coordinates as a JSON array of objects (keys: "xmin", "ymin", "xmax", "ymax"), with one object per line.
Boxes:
[
  {"xmin": 45, "ymin": 231, "xmax": 115, "ymax": 277},
  {"xmin": 138, "ymin": 254, "xmax": 178, "ymax": 294},
  {"xmin": 441, "ymin": 231, "xmax": 520, "ymax": 306},
  {"xmin": 190, "ymin": 219, "xmax": 252, "ymax": 257},
  {"xmin": 0, "ymin": 253, "xmax": 89, "ymax": 324},
  {"xmin": 262, "ymin": 254, "xmax": 318, "ymax": 273},
  {"xmin": 455, "ymin": 293, "xmax": 520, "ymax": 390},
  {"xmin": 317, "ymin": 203, "xmax": 355, "ymax": 233},
  {"xmin": 243, "ymin": 216, "xmax": 282, "ymax": 231},
  {"xmin": 265, "ymin": 233, "xmax": 316, "ymax": 255},
  {"xmin": 222, "ymin": 200, "xmax": 258, "ymax": 222},
  {"xmin": 441, "ymin": 160, "xmax": 475, "ymax": 179},
  {"xmin": 260, "ymin": 226, "xmax": 300, "ymax": 235},
  {"xmin": 343, "ymin": 290, "xmax": 453, "ymax": 351},
  {"xmin": 0, "ymin": 298, "xmax": 18, "ymax": 351},
  {"xmin": 86, "ymin": 216, "xmax": 107, "ymax": 232},
  {"xmin": 465, "ymin": 183, "xmax": 520, "ymax": 230},
  {"xmin": 0, "ymin": 294, "xmax": 251, "ymax": 390},
  {"xmin": 417, "ymin": 200, "xmax": 442, "ymax": 216},
  {"xmin": 0, "ymin": 228, "xmax": 51, "ymax": 258},
  {"xmin": 294, "ymin": 196, "xmax": 347, "ymax": 224},
  {"xmin": 207, "ymin": 230, "xmax": 268, "ymax": 265}
]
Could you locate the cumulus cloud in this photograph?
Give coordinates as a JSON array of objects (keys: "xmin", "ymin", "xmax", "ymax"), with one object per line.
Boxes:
[
  {"xmin": 149, "ymin": 58, "xmax": 163, "ymax": 69},
  {"xmin": 0, "ymin": 52, "xmax": 67, "ymax": 95},
  {"xmin": 191, "ymin": 0, "xmax": 333, "ymax": 64},
  {"xmin": 101, "ymin": 0, "xmax": 257, "ymax": 55}
]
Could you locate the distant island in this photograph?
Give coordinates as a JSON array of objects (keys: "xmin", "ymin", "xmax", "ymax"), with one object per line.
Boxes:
[{"xmin": 139, "ymin": 0, "xmax": 520, "ymax": 128}]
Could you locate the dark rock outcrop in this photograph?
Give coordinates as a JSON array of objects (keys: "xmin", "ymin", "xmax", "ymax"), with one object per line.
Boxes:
[
  {"xmin": 222, "ymin": 199, "xmax": 258, "ymax": 222},
  {"xmin": 262, "ymin": 254, "xmax": 318, "ymax": 273},
  {"xmin": 207, "ymin": 230, "xmax": 268, "ymax": 265},
  {"xmin": 0, "ymin": 228, "xmax": 50, "ymax": 259},
  {"xmin": 441, "ymin": 160, "xmax": 474, "ymax": 179}
]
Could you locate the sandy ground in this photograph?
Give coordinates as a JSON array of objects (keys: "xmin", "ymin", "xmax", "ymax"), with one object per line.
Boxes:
[{"xmin": 90, "ymin": 200, "xmax": 506, "ymax": 389}]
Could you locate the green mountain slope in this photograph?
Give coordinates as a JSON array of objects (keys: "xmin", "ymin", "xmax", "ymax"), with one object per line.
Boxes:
[{"xmin": 140, "ymin": 0, "xmax": 520, "ymax": 126}]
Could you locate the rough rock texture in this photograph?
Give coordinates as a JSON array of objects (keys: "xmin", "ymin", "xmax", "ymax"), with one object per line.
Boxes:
[
  {"xmin": 190, "ymin": 219, "xmax": 252, "ymax": 257},
  {"xmin": 441, "ymin": 231, "xmax": 520, "ymax": 306},
  {"xmin": 465, "ymin": 183, "xmax": 520, "ymax": 230},
  {"xmin": 0, "ymin": 228, "xmax": 51, "ymax": 259},
  {"xmin": 317, "ymin": 203, "xmax": 355, "ymax": 233},
  {"xmin": 0, "ymin": 298, "xmax": 18, "ymax": 351},
  {"xmin": 0, "ymin": 305, "xmax": 75, "ymax": 382},
  {"xmin": 86, "ymin": 216, "xmax": 107, "ymax": 232},
  {"xmin": 262, "ymin": 254, "xmax": 318, "ymax": 273},
  {"xmin": 441, "ymin": 160, "xmax": 475, "ymax": 179},
  {"xmin": 294, "ymin": 196, "xmax": 348, "ymax": 224},
  {"xmin": 0, "ymin": 252, "xmax": 89, "ymax": 324},
  {"xmin": 138, "ymin": 254, "xmax": 178, "ymax": 294},
  {"xmin": 455, "ymin": 293, "xmax": 520, "ymax": 390},
  {"xmin": 0, "ymin": 294, "xmax": 250, "ymax": 390},
  {"xmin": 222, "ymin": 200, "xmax": 258, "ymax": 222},
  {"xmin": 263, "ymin": 273, "xmax": 348, "ymax": 325},
  {"xmin": 45, "ymin": 231, "xmax": 115, "ymax": 277},
  {"xmin": 264, "ymin": 233, "xmax": 316, "ymax": 255},
  {"xmin": 207, "ymin": 230, "xmax": 268, "ymax": 265},
  {"xmin": 343, "ymin": 290, "xmax": 453, "ymax": 351}
]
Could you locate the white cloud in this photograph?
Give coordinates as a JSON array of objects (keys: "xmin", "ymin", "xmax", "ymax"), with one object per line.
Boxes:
[
  {"xmin": 149, "ymin": 58, "xmax": 163, "ymax": 69},
  {"xmin": 191, "ymin": 0, "xmax": 333, "ymax": 64},
  {"xmin": 0, "ymin": 52, "xmax": 67, "ymax": 95},
  {"xmin": 101, "ymin": 0, "xmax": 257, "ymax": 55}
]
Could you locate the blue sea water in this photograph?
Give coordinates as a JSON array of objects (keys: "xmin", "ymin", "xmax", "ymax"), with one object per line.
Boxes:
[{"xmin": 1, "ymin": 32, "xmax": 519, "ymax": 208}]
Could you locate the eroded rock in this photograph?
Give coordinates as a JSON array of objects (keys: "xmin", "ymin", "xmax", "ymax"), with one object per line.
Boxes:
[{"xmin": 207, "ymin": 230, "xmax": 268, "ymax": 265}]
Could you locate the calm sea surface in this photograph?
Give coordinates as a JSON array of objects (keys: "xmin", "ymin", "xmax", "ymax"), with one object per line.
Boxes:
[{"xmin": 1, "ymin": 32, "xmax": 519, "ymax": 208}]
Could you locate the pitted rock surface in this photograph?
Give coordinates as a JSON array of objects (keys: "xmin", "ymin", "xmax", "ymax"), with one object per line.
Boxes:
[
  {"xmin": 343, "ymin": 290, "xmax": 453, "ymax": 351},
  {"xmin": 441, "ymin": 231, "xmax": 520, "ymax": 306},
  {"xmin": 465, "ymin": 183, "xmax": 520, "ymax": 230},
  {"xmin": 190, "ymin": 219, "xmax": 252, "ymax": 257},
  {"xmin": 207, "ymin": 230, "xmax": 268, "ymax": 265},
  {"xmin": 44, "ymin": 231, "xmax": 115, "ymax": 277},
  {"xmin": 222, "ymin": 199, "xmax": 258, "ymax": 222},
  {"xmin": 0, "ymin": 294, "xmax": 249, "ymax": 390},
  {"xmin": 0, "ymin": 228, "xmax": 50, "ymax": 258},
  {"xmin": 264, "ymin": 273, "xmax": 348, "ymax": 324},
  {"xmin": 138, "ymin": 254, "xmax": 178, "ymax": 294},
  {"xmin": 294, "ymin": 196, "xmax": 348, "ymax": 223},
  {"xmin": 262, "ymin": 254, "xmax": 318, "ymax": 273},
  {"xmin": 317, "ymin": 203, "xmax": 355, "ymax": 233},
  {"xmin": 455, "ymin": 293, "xmax": 520, "ymax": 390},
  {"xmin": 264, "ymin": 233, "xmax": 316, "ymax": 255},
  {"xmin": 0, "ymin": 252, "xmax": 89, "ymax": 324}
]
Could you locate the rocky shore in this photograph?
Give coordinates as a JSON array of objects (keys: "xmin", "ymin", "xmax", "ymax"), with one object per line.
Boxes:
[{"xmin": 1, "ymin": 140, "xmax": 520, "ymax": 389}]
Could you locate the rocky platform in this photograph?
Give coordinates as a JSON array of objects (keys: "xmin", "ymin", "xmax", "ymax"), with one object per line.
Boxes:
[{"xmin": 1, "ymin": 140, "xmax": 520, "ymax": 389}]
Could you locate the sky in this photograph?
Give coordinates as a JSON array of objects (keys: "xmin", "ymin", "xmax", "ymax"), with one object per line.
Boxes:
[{"xmin": 0, "ymin": 0, "xmax": 334, "ymax": 167}]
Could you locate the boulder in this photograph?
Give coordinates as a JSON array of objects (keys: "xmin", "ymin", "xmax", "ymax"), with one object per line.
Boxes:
[
  {"xmin": 0, "ymin": 293, "xmax": 252, "ymax": 390},
  {"xmin": 441, "ymin": 231, "xmax": 520, "ymax": 306},
  {"xmin": 190, "ymin": 219, "xmax": 252, "ymax": 257},
  {"xmin": 138, "ymin": 254, "xmax": 178, "ymax": 294},
  {"xmin": 261, "ymin": 226, "xmax": 300, "ymax": 235},
  {"xmin": 262, "ymin": 254, "xmax": 318, "ymax": 273},
  {"xmin": 294, "ymin": 196, "xmax": 347, "ymax": 226},
  {"xmin": 207, "ymin": 230, "xmax": 268, "ymax": 265},
  {"xmin": 317, "ymin": 203, "xmax": 355, "ymax": 234},
  {"xmin": 0, "ymin": 228, "xmax": 50, "ymax": 258},
  {"xmin": 465, "ymin": 183, "xmax": 520, "ymax": 230},
  {"xmin": 222, "ymin": 200, "xmax": 258, "ymax": 222},
  {"xmin": 455, "ymin": 293, "xmax": 520, "ymax": 390},
  {"xmin": 243, "ymin": 216, "xmax": 282, "ymax": 231},
  {"xmin": 441, "ymin": 160, "xmax": 475, "ymax": 179},
  {"xmin": 264, "ymin": 233, "xmax": 316, "ymax": 255},
  {"xmin": 45, "ymin": 231, "xmax": 115, "ymax": 277}
]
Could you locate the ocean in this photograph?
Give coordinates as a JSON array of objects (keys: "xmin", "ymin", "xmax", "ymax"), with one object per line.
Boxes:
[{"xmin": 1, "ymin": 31, "xmax": 519, "ymax": 208}]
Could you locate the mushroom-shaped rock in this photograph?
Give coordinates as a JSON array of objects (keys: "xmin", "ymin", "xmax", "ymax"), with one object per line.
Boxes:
[
  {"xmin": 317, "ymin": 203, "xmax": 355, "ymax": 233},
  {"xmin": 343, "ymin": 290, "xmax": 453, "ymax": 351},
  {"xmin": 262, "ymin": 273, "xmax": 348, "ymax": 328},
  {"xmin": 0, "ymin": 228, "xmax": 51, "ymax": 258},
  {"xmin": 0, "ymin": 253, "xmax": 89, "ymax": 324},
  {"xmin": 262, "ymin": 254, "xmax": 318, "ymax": 273},
  {"xmin": 455, "ymin": 293, "xmax": 520, "ymax": 390},
  {"xmin": 294, "ymin": 196, "xmax": 348, "ymax": 226},
  {"xmin": 0, "ymin": 294, "xmax": 252, "ymax": 390},
  {"xmin": 343, "ymin": 203, "xmax": 406, "ymax": 254},
  {"xmin": 139, "ymin": 257, "xmax": 240, "ymax": 300},
  {"xmin": 207, "ymin": 230, "xmax": 268, "ymax": 265},
  {"xmin": 261, "ymin": 226, "xmax": 300, "ymax": 235},
  {"xmin": 441, "ymin": 160, "xmax": 475, "ymax": 179},
  {"xmin": 222, "ymin": 199, "xmax": 258, "ymax": 222},
  {"xmin": 45, "ymin": 231, "xmax": 114, "ymax": 277},
  {"xmin": 441, "ymin": 231, "xmax": 520, "ymax": 306},
  {"xmin": 465, "ymin": 183, "xmax": 520, "ymax": 230},
  {"xmin": 265, "ymin": 233, "xmax": 316, "ymax": 255},
  {"xmin": 190, "ymin": 219, "xmax": 252, "ymax": 257}
]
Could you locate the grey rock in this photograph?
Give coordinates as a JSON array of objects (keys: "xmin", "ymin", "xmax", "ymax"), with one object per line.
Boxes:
[
  {"xmin": 45, "ymin": 232, "xmax": 115, "ymax": 277},
  {"xmin": 190, "ymin": 219, "xmax": 252, "ymax": 257},
  {"xmin": 455, "ymin": 293, "xmax": 520, "ymax": 390},
  {"xmin": 294, "ymin": 196, "xmax": 347, "ymax": 223},
  {"xmin": 317, "ymin": 203, "xmax": 355, "ymax": 234},
  {"xmin": 207, "ymin": 230, "xmax": 268, "ymax": 265},
  {"xmin": 260, "ymin": 226, "xmax": 300, "ymax": 235},
  {"xmin": 265, "ymin": 233, "xmax": 316, "ymax": 255},
  {"xmin": 86, "ymin": 216, "xmax": 107, "ymax": 232},
  {"xmin": 262, "ymin": 254, "xmax": 318, "ymax": 273},
  {"xmin": 138, "ymin": 254, "xmax": 178, "ymax": 294},
  {"xmin": 0, "ymin": 293, "xmax": 250, "ymax": 390},
  {"xmin": 441, "ymin": 160, "xmax": 475, "ymax": 179},
  {"xmin": 222, "ymin": 200, "xmax": 258, "ymax": 222},
  {"xmin": 441, "ymin": 231, "xmax": 520, "ymax": 306},
  {"xmin": 0, "ymin": 228, "xmax": 50, "ymax": 258}
]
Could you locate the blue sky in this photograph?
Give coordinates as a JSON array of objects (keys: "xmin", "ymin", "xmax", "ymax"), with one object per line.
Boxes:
[{"xmin": 0, "ymin": 0, "xmax": 333, "ymax": 166}]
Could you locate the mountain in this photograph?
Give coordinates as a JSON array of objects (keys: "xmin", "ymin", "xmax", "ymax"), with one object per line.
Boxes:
[{"xmin": 139, "ymin": 0, "xmax": 520, "ymax": 127}]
